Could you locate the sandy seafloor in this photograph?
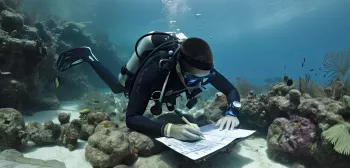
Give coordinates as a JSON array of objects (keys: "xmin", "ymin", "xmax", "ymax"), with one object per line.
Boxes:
[{"xmin": 22, "ymin": 101, "xmax": 292, "ymax": 168}]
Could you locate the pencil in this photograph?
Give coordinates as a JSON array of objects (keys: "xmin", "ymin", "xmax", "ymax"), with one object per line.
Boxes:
[{"xmin": 175, "ymin": 110, "xmax": 206, "ymax": 140}]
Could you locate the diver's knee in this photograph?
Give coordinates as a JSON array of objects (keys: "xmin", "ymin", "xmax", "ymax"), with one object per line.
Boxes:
[{"xmin": 125, "ymin": 117, "xmax": 132, "ymax": 128}]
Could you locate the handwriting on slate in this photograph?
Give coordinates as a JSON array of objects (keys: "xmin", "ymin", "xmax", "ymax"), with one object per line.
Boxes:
[{"xmin": 156, "ymin": 124, "xmax": 256, "ymax": 160}]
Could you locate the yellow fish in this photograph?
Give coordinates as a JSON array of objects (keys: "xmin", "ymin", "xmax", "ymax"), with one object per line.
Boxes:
[
  {"xmin": 80, "ymin": 109, "xmax": 91, "ymax": 114},
  {"xmin": 54, "ymin": 76, "xmax": 60, "ymax": 88}
]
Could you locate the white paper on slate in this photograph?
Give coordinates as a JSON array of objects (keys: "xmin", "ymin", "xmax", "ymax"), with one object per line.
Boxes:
[{"xmin": 156, "ymin": 124, "xmax": 256, "ymax": 160}]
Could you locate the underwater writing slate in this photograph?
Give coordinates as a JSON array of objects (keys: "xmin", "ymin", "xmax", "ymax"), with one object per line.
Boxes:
[{"xmin": 156, "ymin": 124, "xmax": 256, "ymax": 161}]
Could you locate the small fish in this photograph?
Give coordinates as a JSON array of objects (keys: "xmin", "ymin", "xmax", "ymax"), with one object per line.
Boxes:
[
  {"xmin": 286, "ymin": 79, "xmax": 294, "ymax": 86},
  {"xmin": 283, "ymin": 74, "xmax": 294, "ymax": 87},
  {"xmin": 315, "ymin": 72, "xmax": 318, "ymax": 76},
  {"xmin": 54, "ymin": 76, "xmax": 60, "ymax": 88},
  {"xmin": 323, "ymin": 74, "xmax": 327, "ymax": 77},
  {"xmin": 80, "ymin": 108, "xmax": 91, "ymax": 114},
  {"xmin": 304, "ymin": 58, "xmax": 305, "ymax": 62},
  {"xmin": 302, "ymin": 63, "xmax": 304, "ymax": 67},
  {"xmin": 284, "ymin": 65, "xmax": 286, "ymax": 69},
  {"xmin": 93, "ymin": 100, "xmax": 100, "ymax": 104},
  {"xmin": 309, "ymin": 69, "xmax": 314, "ymax": 71},
  {"xmin": 0, "ymin": 71, "xmax": 12, "ymax": 75}
]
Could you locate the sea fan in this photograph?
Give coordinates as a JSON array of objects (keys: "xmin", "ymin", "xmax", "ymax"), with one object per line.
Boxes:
[
  {"xmin": 322, "ymin": 123, "xmax": 350, "ymax": 156},
  {"xmin": 322, "ymin": 50, "xmax": 350, "ymax": 80}
]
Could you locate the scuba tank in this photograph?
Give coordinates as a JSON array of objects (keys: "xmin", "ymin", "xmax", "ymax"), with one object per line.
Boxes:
[
  {"xmin": 118, "ymin": 31, "xmax": 190, "ymax": 115},
  {"xmin": 118, "ymin": 31, "xmax": 188, "ymax": 88}
]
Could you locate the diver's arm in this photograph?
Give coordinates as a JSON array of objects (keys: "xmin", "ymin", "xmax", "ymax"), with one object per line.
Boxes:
[
  {"xmin": 88, "ymin": 61, "xmax": 126, "ymax": 94},
  {"xmin": 209, "ymin": 68, "xmax": 240, "ymax": 104},
  {"xmin": 125, "ymin": 60, "xmax": 167, "ymax": 136}
]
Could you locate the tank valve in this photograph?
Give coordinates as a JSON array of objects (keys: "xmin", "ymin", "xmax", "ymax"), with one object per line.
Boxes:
[{"xmin": 168, "ymin": 50, "xmax": 174, "ymax": 55}]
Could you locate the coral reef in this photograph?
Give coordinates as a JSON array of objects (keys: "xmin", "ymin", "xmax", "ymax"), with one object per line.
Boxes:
[
  {"xmin": 198, "ymin": 78, "xmax": 350, "ymax": 167},
  {"xmin": 267, "ymin": 116, "xmax": 317, "ymax": 156},
  {"xmin": 2, "ymin": 76, "xmax": 350, "ymax": 167},
  {"xmin": 0, "ymin": 35, "xmax": 53, "ymax": 113},
  {"xmin": 128, "ymin": 131, "xmax": 165, "ymax": 157},
  {"xmin": 231, "ymin": 81, "xmax": 350, "ymax": 167},
  {"xmin": 79, "ymin": 111, "xmax": 110, "ymax": 140},
  {"xmin": 85, "ymin": 128, "xmax": 130, "ymax": 167},
  {"xmin": 0, "ymin": 9, "xmax": 24, "ymax": 32},
  {"xmin": 84, "ymin": 119, "xmax": 169, "ymax": 167},
  {"xmin": 0, "ymin": 0, "xmax": 89, "ymax": 113},
  {"xmin": 239, "ymin": 92, "xmax": 270, "ymax": 128},
  {"xmin": 58, "ymin": 112, "xmax": 70, "ymax": 125},
  {"xmin": 310, "ymin": 132, "xmax": 350, "ymax": 168},
  {"xmin": 203, "ymin": 92, "xmax": 229, "ymax": 122},
  {"xmin": 0, "ymin": 0, "xmax": 125, "ymax": 114},
  {"xmin": 60, "ymin": 119, "xmax": 81, "ymax": 151},
  {"xmin": 26, "ymin": 120, "xmax": 61, "ymax": 146},
  {"xmin": 0, "ymin": 108, "xmax": 28, "ymax": 151}
]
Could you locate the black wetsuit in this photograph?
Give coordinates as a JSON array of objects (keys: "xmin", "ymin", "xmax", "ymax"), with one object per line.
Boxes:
[{"xmin": 89, "ymin": 32, "xmax": 241, "ymax": 137}]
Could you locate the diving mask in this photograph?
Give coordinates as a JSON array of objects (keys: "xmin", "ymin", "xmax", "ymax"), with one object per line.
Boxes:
[{"xmin": 183, "ymin": 69, "xmax": 216, "ymax": 87}]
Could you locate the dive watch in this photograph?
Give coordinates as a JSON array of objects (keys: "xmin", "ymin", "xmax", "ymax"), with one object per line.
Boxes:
[{"xmin": 224, "ymin": 101, "xmax": 241, "ymax": 117}]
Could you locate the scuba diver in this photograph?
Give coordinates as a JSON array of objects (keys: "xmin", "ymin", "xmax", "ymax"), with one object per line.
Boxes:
[{"xmin": 56, "ymin": 31, "xmax": 242, "ymax": 141}]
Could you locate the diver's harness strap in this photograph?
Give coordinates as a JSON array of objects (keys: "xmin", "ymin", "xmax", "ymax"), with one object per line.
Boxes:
[
  {"xmin": 149, "ymin": 50, "xmax": 178, "ymax": 115},
  {"xmin": 120, "ymin": 65, "xmax": 135, "ymax": 97},
  {"xmin": 149, "ymin": 49, "xmax": 203, "ymax": 115},
  {"xmin": 120, "ymin": 66, "xmax": 134, "ymax": 79}
]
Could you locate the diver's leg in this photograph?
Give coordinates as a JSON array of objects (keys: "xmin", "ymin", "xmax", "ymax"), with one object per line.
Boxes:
[
  {"xmin": 88, "ymin": 61, "xmax": 126, "ymax": 94},
  {"xmin": 57, "ymin": 47, "xmax": 126, "ymax": 94}
]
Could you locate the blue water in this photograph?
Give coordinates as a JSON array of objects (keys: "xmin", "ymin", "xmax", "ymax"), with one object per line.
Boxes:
[
  {"xmin": 17, "ymin": 1, "xmax": 350, "ymax": 167},
  {"xmin": 23, "ymin": 0, "xmax": 350, "ymax": 85}
]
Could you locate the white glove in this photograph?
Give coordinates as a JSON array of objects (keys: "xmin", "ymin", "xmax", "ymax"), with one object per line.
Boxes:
[
  {"xmin": 164, "ymin": 123, "xmax": 203, "ymax": 141},
  {"xmin": 215, "ymin": 116, "xmax": 240, "ymax": 131}
]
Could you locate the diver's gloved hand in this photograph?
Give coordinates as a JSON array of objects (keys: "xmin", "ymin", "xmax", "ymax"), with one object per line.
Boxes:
[
  {"xmin": 215, "ymin": 115, "xmax": 240, "ymax": 131},
  {"xmin": 164, "ymin": 123, "xmax": 203, "ymax": 141}
]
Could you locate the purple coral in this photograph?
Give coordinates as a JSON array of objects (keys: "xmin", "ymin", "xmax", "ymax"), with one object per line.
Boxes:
[{"xmin": 267, "ymin": 116, "xmax": 317, "ymax": 155}]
